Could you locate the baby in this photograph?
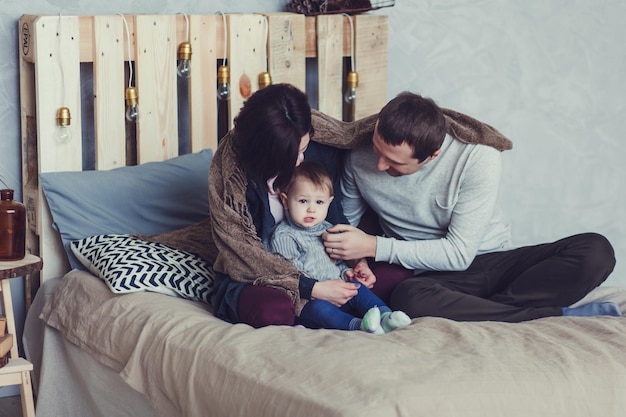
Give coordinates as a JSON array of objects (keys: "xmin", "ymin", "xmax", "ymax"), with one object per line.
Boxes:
[{"xmin": 269, "ymin": 161, "xmax": 411, "ymax": 334}]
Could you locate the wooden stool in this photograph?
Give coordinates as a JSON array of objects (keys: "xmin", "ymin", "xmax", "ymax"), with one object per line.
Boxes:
[
  {"xmin": 0, "ymin": 358, "xmax": 35, "ymax": 417},
  {"xmin": 0, "ymin": 254, "xmax": 42, "ymax": 417}
]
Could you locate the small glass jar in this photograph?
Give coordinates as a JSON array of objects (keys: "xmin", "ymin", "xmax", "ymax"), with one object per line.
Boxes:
[{"xmin": 0, "ymin": 188, "xmax": 26, "ymax": 261}]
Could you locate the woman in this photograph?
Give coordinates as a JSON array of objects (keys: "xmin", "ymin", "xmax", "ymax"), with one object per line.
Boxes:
[{"xmin": 209, "ymin": 83, "xmax": 377, "ymax": 327}]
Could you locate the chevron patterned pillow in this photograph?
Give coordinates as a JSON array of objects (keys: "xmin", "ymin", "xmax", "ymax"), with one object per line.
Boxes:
[{"xmin": 70, "ymin": 234, "xmax": 215, "ymax": 304}]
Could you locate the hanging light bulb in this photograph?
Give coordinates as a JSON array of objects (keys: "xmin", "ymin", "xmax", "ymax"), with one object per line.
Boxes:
[
  {"xmin": 176, "ymin": 13, "xmax": 192, "ymax": 78},
  {"xmin": 344, "ymin": 70, "xmax": 358, "ymax": 103},
  {"xmin": 177, "ymin": 41, "xmax": 192, "ymax": 78},
  {"xmin": 257, "ymin": 15, "xmax": 272, "ymax": 90},
  {"xmin": 216, "ymin": 11, "xmax": 230, "ymax": 102},
  {"xmin": 55, "ymin": 16, "xmax": 71, "ymax": 144},
  {"xmin": 55, "ymin": 107, "xmax": 72, "ymax": 144},
  {"xmin": 217, "ymin": 64, "xmax": 231, "ymax": 101},
  {"xmin": 125, "ymin": 86, "xmax": 139, "ymax": 122},
  {"xmin": 343, "ymin": 14, "xmax": 358, "ymax": 106},
  {"xmin": 258, "ymin": 71, "xmax": 272, "ymax": 90},
  {"xmin": 118, "ymin": 14, "xmax": 138, "ymax": 123}
]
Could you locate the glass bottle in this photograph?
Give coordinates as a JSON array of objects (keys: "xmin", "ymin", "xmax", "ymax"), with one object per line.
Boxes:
[{"xmin": 0, "ymin": 189, "xmax": 26, "ymax": 261}]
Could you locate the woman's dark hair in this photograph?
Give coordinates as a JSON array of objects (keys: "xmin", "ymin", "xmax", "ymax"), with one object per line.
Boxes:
[
  {"xmin": 234, "ymin": 83, "xmax": 312, "ymax": 190},
  {"xmin": 377, "ymin": 92, "xmax": 446, "ymax": 162}
]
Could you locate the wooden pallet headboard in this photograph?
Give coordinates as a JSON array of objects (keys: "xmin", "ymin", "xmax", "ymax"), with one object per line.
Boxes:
[{"xmin": 18, "ymin": 12, "xmax": 388, "ymax": 301}]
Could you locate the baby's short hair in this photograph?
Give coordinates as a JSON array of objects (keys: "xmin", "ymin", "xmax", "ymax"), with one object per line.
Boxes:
[{"xmin": 284, "ymin": 161, "xmax": 333, "ymax": 196}]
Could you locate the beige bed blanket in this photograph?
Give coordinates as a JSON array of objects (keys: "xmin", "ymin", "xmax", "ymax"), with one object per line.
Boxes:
[{"xmin": 41, "ymin": 270, "xmax": 626, "ymax": 417}]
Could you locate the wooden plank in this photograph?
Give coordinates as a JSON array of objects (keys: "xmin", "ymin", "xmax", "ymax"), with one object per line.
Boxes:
[
  {"xmin": 78, "ymin": 15, "xmax": 95, "ymax": 62},
  {"xmin": 188, "ymin": 14, "xmax": 218, "ymax": 152},
  {"xmin": 19, "ymin": 13, "xmax": 348, "ymax": 63},
  {"xmin": 24, "ymin": 14, "xmax": 133, "ymax": 63},
  {"xmin": 0, "ymin": 358, "xmax": 33, "ymax": 375},
  {"xmin": 316, "ymin": 15, "xmax": 343, "ymax": 119},
  {"xmin": 227, "ymin": 14, "xmax": 268, "ymax": 129},
  {"xmin": 33, "ymin": 15, "xmax": 82, "ymax": 173},
  {"xmin": 18, "ymin": 16, "xmax": 38, "ymax": 238},
  {"xmin": 354, "ymin": 15, "xmax": 388, "ymax": 119},
  {"xmin": 18, "ymin": 17, "xmax": 42, "ymax": 298},
  {"xmin": 0, "ymin": 358, "xmax": 34, "ymax": 379},
  {"xmin": 18, "ymin": 15, "xmax": 37, "ymax": 63},
  {"xmin": 135, "ymin": 15, "xmax": 179, "ymax": 163},
  {"xmin": 0, "ymin": 281, "xmax": 17, "ymax": 358},
  {"xmin": 265, "ymin": 13, "xmax": 306, "ymax": 92},
  {"xmin": 93, "ymin": 15, "xmax": 126, "ymax": 169},
  {"xmin": 304, "ymin": 15, "xmax": 351, "ymax": 58},
  {"xmin": 31, "ymin": 15, "xmax": 81, "ymax": 281}
]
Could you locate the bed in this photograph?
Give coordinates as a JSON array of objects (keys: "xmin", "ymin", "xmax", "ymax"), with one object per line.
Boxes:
[{"xmin": 17, "ymin": 12, "xmax": 626, "ymax": 417}]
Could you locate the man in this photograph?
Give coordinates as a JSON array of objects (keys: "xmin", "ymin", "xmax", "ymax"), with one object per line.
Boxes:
[{"xmin": 322, "ymin": 92, "xmax": 620, "ymax": 322}]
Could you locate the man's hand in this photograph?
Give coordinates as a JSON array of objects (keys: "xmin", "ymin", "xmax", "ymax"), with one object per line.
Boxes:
[
  {"xmin": 311, "ymin": 280, "xmax": 360, "ymax": 307},
  {"xmin": 322, "ymin": 224, "xmax": 377, "ymax": 260}
]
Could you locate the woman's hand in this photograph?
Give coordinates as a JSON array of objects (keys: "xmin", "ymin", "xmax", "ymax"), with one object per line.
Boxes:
[
  {"xmin": 322, "ymin": 224, "xmax": 377, "ymax": 260},
  {"xmin": 311, "ymin": 280, "xmax": 360, "ymax": 307}
]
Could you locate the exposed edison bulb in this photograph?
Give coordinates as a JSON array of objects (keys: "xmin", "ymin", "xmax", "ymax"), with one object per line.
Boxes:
[
  {"xmin": 217, "ymin": 82, "xmax": 230, "ymax": 101},
  {"xmin": 57, "ymin": 126, "xmax": 71, "ymax": 144},
  {"xmin": 344, "ymin": 71, "xmax": 359, "ymax": 104},
  {"xmin": 344, "ymin": 87, "xmax": 357, "ymax": 103},
  {"xmin": 56, "ymin": 107, "xmax": 72, "ymax": 144},
  {"xmin": 217, "ymin": 65, "xmax": 231, "ymax": 101},
  {"xmin": 125, "ymin": 87, "xmax": 139, "ymax": 123},
  {"xmin": 177, "ymin": 60, "xmax": 191, "ymax": 78},
  {"xmin": 177, "ymin": 41, "xmax": 192, "ymax": 78},
  {"xmin": 258, "ymin": 71, "xmax": 272, "ymax": 90},
  {"xmin": 125, "ymin": 104, "xmax": 139, "ymax": 122}
]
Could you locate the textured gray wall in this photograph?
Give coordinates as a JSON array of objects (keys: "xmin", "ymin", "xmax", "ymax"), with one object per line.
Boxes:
[
  {"xmin": 384, "ymin": 0, "xmax": 626, "ymax": 289},
  {"xmin": 1, "ymin": 2, "xmax": 625, "ymax": 394}
]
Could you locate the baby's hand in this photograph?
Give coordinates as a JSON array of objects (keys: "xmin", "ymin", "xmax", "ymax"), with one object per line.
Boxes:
[
  {"xmin": 353, "ymin": 260, "xmax": 376, "ymax": 288},
  {"xmin": 343, "ymin": 269, "xmax": 355, "ymax": 281}
]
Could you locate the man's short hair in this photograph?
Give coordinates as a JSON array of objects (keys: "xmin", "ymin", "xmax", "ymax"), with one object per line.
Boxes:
[{"xmin": 377, "ymin": 92, "xmax": 447, "ymax": 161}]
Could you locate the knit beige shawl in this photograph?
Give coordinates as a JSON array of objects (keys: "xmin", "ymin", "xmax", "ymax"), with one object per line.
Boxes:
[{"xmin": 145, "ymin": 109, "xmax": 512, "ymax": 313}]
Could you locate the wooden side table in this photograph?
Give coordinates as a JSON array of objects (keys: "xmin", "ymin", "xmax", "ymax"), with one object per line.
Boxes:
[{"xmin": 0, "ymin": 253, "xmax": 42, "ymax": 417}]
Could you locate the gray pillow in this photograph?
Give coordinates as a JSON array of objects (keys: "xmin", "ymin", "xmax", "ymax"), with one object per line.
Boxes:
[{"xmin": 40, "ymin": 149, "xmax": 213, "ymax": 270}]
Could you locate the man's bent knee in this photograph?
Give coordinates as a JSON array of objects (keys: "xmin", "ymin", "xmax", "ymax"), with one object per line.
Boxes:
[{"xmin": 389, "ymin": 278, "xmax": 443, "ymax": 318}]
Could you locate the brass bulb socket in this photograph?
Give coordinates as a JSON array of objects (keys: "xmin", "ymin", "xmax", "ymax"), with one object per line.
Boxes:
[
  {"xmin": 56, "ymin": 107, "xmax": 71, "ymax": 126},
  {"xmin": 217, "ymin": 65, "xmax": 230, "ymax": 83},
  {"xmin": 125, "ymin": 87, "xmax": 139, "ymax": 105},
  {"xmin": 177, "ymin": 41, "xmax": 192, "ymax": 60},
  {"xmin": 258, "ymin": 71, "xmax": 272, "ymax": 89},
  {"xmin": 346, "ymin": 71, "xmax": 359, "ymax": 88}
]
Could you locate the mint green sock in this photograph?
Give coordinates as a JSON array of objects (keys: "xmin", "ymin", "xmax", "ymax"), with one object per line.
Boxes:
[
  {"xmin": 361, "ymin": 307, "xmax": 384, "ymax": 334},
  {"xmin": 381, "ymin": 311, "xmax": 411, "ymax": 333}
]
